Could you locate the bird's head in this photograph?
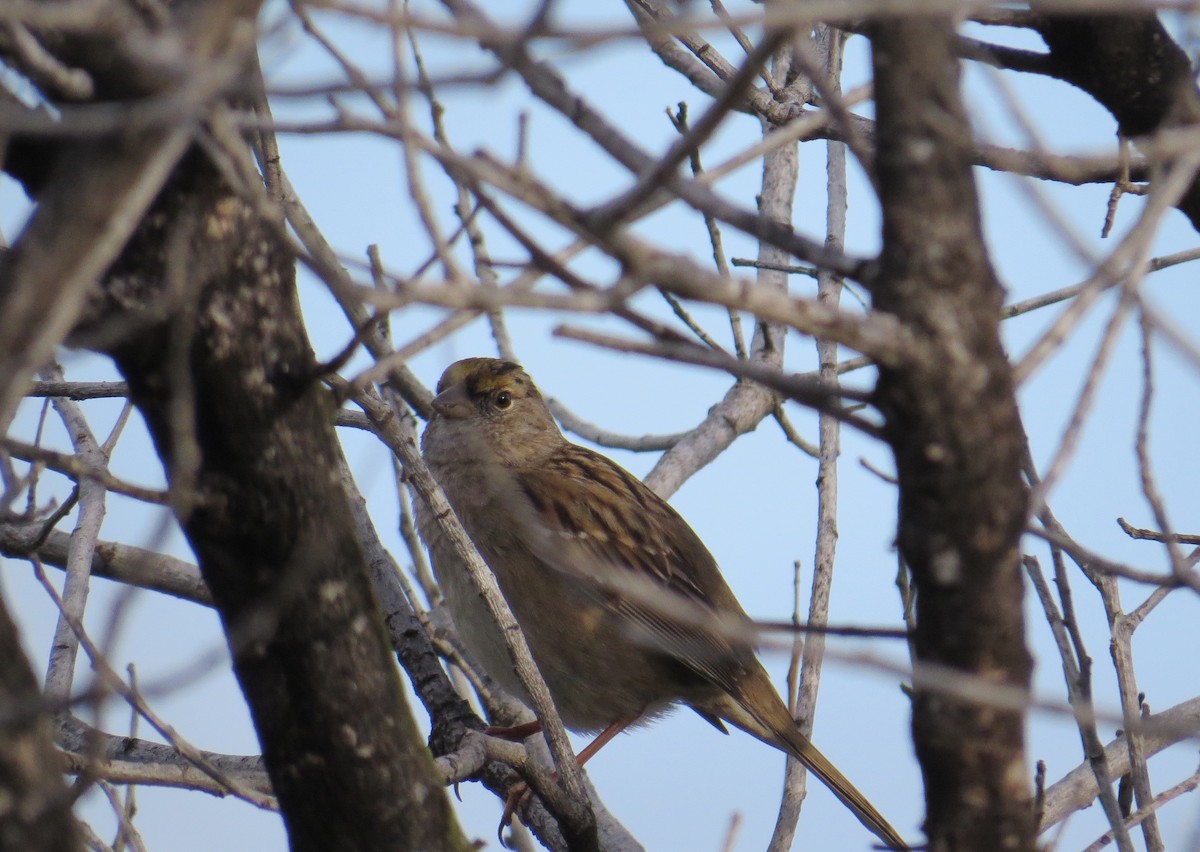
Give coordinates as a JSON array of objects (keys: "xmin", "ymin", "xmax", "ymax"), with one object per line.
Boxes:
[{"xmin": 428, "ymin": 358, "xmax": 562, "ymax": 465}]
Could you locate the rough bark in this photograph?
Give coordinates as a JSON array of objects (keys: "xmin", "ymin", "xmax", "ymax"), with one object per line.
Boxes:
[
  {"xmin": 0, "ymin": 0, "xmax": 251, "ymax": 430},
  {"xmin": 0, "ymin": 597, "xmax": 82, "ymax": 852},
  {"xmin": 0, "ymin": 2, "xmax": 469, "ymax": 845},
  {"xmin": 1031, "ymin": 10, "xmax": 1200, "ymax": 230},
  {"xmin": 74, "ymin": 147, "xmax": 469, "ymax": 852},
  {"xmin": 869, "ymin": 15, "xmax": 1035, "ymax": 851}
]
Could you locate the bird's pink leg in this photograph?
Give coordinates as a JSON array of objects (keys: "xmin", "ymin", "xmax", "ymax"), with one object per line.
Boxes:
[{"xmin": 498, "ymin": 716, "xmax": 638, "ymax": 844}]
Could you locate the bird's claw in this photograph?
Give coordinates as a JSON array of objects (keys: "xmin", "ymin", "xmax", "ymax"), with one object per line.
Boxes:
[{"xmin": 497, "ymin": 782, "xmax": 534, "ymax": 848}]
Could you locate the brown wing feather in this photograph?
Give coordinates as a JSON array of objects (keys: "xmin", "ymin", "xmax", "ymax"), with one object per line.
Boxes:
[{"xmin": 514, "ymin": 443, "xmax": 756, "ymax": 696}]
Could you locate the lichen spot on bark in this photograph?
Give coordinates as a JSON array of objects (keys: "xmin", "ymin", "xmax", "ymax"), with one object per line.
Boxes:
[
  {"xmin": 931, "ymin": 548, "xmax": 961, "ymax": 585},
  {"xmin": 1002, "ymin": 753, "xmax": 1030, "ymax": 798},
  {"xmin": 318, "ymin": 580, "xmax": 347, "ymax": 604},
  {"xmin": 907, "ymin": 137, "xmax": 936, "ymax": 164},
  {"xmin": 205, "ymin": 196, "xmax": 242, "ymax": 240}
]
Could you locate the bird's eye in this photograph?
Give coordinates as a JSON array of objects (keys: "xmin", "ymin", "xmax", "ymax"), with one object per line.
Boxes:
[{"xmin": 493, "ymin": 390, "xmax": 512, "ymax": 410}]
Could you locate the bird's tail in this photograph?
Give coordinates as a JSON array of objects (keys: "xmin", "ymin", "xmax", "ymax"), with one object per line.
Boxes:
[
  {"xmin": 767, "ymin": 711, "xmax": 908, "ymax": 850},
  {"xmin": 707, "ymin": 672, "xmax": 909, "ymax": 850}
]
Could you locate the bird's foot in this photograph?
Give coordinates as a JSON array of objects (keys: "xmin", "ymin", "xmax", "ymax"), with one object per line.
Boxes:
[{"xmin": 498, "ymin": 781, "xmax": 535, "ymax": 847}]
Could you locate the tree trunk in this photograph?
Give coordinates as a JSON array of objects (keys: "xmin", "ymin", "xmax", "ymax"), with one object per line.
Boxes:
[
  {"xmin": 87, "ymin": 148, "xmax": 470, "ymax": 852},
  {"xmin": 870, "ymin": 15, "xmax": 1035, "ymax": 851},
  {"xmin": 0, "ymin": 597, "xmax": 81, "ymax": 852}
]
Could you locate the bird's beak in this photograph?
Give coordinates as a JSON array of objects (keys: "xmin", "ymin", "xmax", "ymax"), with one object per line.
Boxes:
[{"xmin": 430, "ymin": 381, "xmax": 475, "ymax": 420}]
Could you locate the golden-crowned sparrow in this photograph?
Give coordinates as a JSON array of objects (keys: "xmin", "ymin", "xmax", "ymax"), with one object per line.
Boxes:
[{"xmin": 418, "ymin": 357, "xmax": 905, "ymax": 850}]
